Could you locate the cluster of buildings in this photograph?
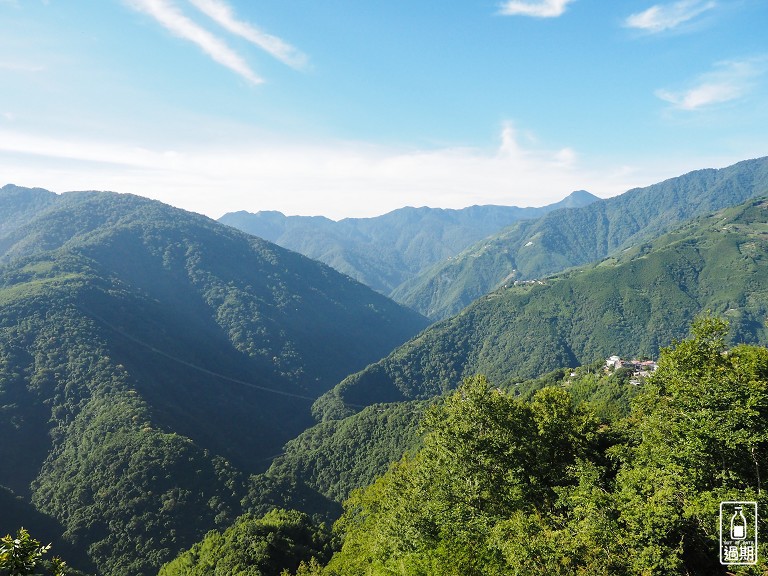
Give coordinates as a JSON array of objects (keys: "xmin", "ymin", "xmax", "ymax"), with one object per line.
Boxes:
[{"xmin": 605, "ymin": 355, "xmax": 658, "ymax": 377}]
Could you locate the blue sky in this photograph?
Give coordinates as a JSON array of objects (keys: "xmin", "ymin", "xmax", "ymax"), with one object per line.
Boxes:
[{"xmin": 1, "ymin": 0, "xmax": 766, "ymax": 218}]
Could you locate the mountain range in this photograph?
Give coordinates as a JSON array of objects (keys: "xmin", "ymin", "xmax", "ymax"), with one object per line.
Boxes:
[
  {"xmin": 3, "ymin": 155, "xmax": 768, "ymax": 575},
  {"xmin": 219, "ymin": 190, "xmax": 599, "ymax": 297},
  {"xmin": 314, "ymin": 194, "xmax": 768, "ymax": 420}
]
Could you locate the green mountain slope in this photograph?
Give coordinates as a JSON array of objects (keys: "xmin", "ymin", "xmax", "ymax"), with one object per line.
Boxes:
[
  {"xmin": 315, "ymin": 195, "xmax": 768, "ymax": 419},
  {"xmin": 239, "ymin": 362, "xmax": 639, "ymax": 530},
  {"xmin": 219, "ymin": 191, "xmax": 598, "ymax": 296},
  {"xmin": 0, "ymin": 184, "xmax": 58, "ymax": 241},
  {"xmin": 395, "ymin": 156, "xmax": 768, "ymax": 319},
  {"xmin": 0, "ymin": 187, "xmax": 427, "ymax": 575},
  {"xmin": 253, "ymin": 400, "xmax": 428, "ymax": 509}
]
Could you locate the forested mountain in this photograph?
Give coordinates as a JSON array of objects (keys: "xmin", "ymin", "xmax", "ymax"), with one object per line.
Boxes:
[
  {"xmin": 252, "ymin": 400, "xmax": 429, "ymax": 510},
  {"xmin": 0, "ymin": 184, "xmax": 58, "ymax": 238},
  {"xmin": 315, "ymin": 195, "xmax": 768, "ymax": 419},
  {"xmin": 158, "ymin": 359, "xmax": 642, "ymax": 575},
  {"xmin": 0, "ymin": 186, "xmax": 427, "ymax": 575},
  {"xmin": 219, "ymin": 191, "xmax": 598, "ymax": 296},
  {"xmin": 395, "ymin": 156, "xmax": 768, "ymax": 319}
]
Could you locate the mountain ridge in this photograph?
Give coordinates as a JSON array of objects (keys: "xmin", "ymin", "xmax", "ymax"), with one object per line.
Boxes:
[{"xmin": 219, "ymin": 190, "xmax": 600, "ymax": 296}]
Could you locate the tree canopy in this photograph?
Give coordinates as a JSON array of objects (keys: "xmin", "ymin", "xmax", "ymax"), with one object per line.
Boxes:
[{"xmin": 297, "ymin": 316, "xmax": 768, "ymax": 575}]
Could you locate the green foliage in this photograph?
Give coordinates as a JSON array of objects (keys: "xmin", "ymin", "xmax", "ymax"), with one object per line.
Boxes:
[
  {"xmin": 220, "ymin": 192, "xmax": 598, "ymax": 297},
  {"xmin": 318, "ymin": 196, "xmax": 768, "ymax": 417},
  {"xmin": 613, "ymin": 315, "xmax": 768, "ymax": 574},
  {"xmin": 0, "ymin": 528, "xmax": 65, "ymax": 576},
  {"xmin": 305, "ymin": 318, "xmax": 768, "ymax": 575},
  {"xmin": 157, "ymin": 510, "xmax": 333, "ymax": 576},
  {"xmin": 252, "ymin": 364, "xmax": 637, "ymax": 532},
  {"xmin": 0, "ymin": 488, "xmax": 93, "ymax": 575},
  {"xmin": 321, "ymin": 376, "xmax": 602, "ymax": 575},
  {"xmin": 396, "ymin": 156, "xmax": 768, "ymax": 319},
  {"xmin": 255, "ymin": 401, "xmax": 428, "ymax": 508}
]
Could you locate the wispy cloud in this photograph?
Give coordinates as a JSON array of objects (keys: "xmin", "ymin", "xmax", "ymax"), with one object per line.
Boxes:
[
  {"xmin": 499, "ymin": 0, "xmax": 575, "ymax": 18},
  {"xmin": 187, "ymin": 0, "xmax": 306, "ymax": 69},
  {"xmin": 624, "ymin": 0, "xmax": 716, "ymax": 33},
  {"xmin": 656, "ymin": 58, "xmax": 765, "ymax": 110},
  {"xmin": 125, "ymin": 0, "xmax": 262, "ymax": 84}
]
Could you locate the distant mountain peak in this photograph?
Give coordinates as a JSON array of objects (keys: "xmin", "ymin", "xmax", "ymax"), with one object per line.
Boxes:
[{"xmin": 563, "ymin": 189, "xmax": 600, "ymax": 203}]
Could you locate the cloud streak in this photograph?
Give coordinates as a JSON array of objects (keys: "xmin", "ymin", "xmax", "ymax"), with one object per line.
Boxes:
[
  {"xmin": 624, "ymin": 0, "xmax": 716, "ymax": 33},
  {"xmin": 656, "ymin": 58, "xmax": 765, "ymax": 110},
  {"xmin": 125, "ymin": 0, "xmax": 262, "ymax": 84},
  {"xmin": 187, "ymin": 0, "xmax": 306, "ymax": 69},
  {"xmin": 499, "ymin": 0, "xmax": 575, "ymax": 18}
]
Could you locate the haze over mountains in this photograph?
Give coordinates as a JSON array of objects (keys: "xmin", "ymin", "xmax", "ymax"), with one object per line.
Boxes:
[
  {"xmin": 220, "ymin": 158, "xmax": 768, "ymax": 322},
  {"xmin": 397, "ymin": 157, "xmax": 768, "ymax": 318},
  {"xmin": 219, "ymin": 190, "xmax": 599, "ymax": 297}
]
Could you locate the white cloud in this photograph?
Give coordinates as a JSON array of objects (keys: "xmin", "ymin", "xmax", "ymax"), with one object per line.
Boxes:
[
  {"xmin": 624, "ymin": 0, "xmax": 716, "ymax": 33},
  {"xmin": 656, "ymin": 58, "xmax": 765, "ymax": 110},
  {"xmin": 499, "ymin": 122, "xmax": 524, "ymax": 157},
  {"xmin": 0, "ymin": 124, "xmax": 658, "ymax": 220},
  {"xmin": 125, "ymin": 0, "xmax": 262, "ymax": 84},
  {"xmin": 187, "ymin": 0, "xmax": 306, "ymax": 69},
  {"xmin": 499, "ymin": 0, "xmax": 575, "ymax": 18}
]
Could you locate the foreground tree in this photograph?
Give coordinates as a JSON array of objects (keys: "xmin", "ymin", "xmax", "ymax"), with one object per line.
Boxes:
[
  {"xmin": 306, "ymin": 316, "xmax": 768, "ymax": 575},
  {"xmin": 324, "ymin": 376, "xmax": 602, "ymax": 575},
  {"xmin": 614, "ymin": 315, "xmax": 768, "ymax": 574},
  {"xmin": 0, "ymin": 528, "xmax": 66, "ymax": 576},
  {"xmin": 157, "ymin": 509, "xmax": 332, "ymax": 576}
]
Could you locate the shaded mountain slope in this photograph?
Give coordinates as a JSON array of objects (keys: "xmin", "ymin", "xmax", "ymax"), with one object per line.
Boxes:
[
  {"xmin": 0, "ymin": 187, "xmax": 427, "ymax": 575},
  {"xmin": 249, "ymin": 399, "xmax": 429, "ymax": 513},
  {"xmin": 0, "ymin": 184, "xmax": 58, "ymax": 240},
  {"xmin": 219, "ymin": 191, "xmax": 598, "ymax": 296},
  {"xmin": 395, "ymin": 156, "xmax": 768, "ymax": 319},
  {"xmin": 315, "ymin": 196, "xmax": 768, "ymax": 420}
]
